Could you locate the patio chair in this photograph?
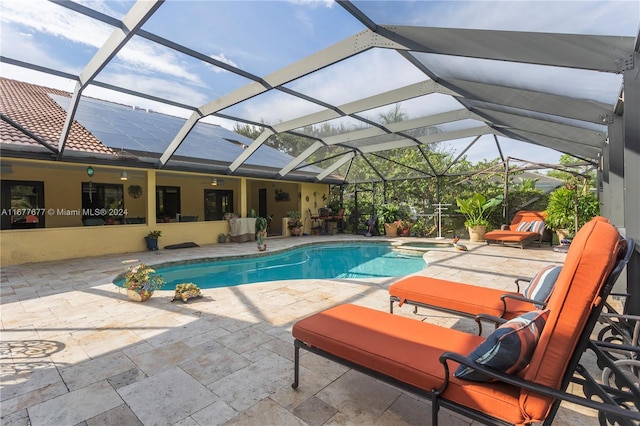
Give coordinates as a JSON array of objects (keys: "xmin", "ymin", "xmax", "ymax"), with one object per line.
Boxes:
[
  {"xmin": 330, "ymin": 208, "xmax": 345, "ymax": 233},
  {"xmin": 484, "ymin": 210, "xmax": 551, "ymax": 249},
  {"xmin": 308, "ymin": 209, "xmax": 321, "ymax": 235},
  {"xmin": 291, "ymin": 217, "xmax": 638, "ymax": 425},
  {"xmin": 389, "ymin": 264, "xmax": 562, "ymax": 334},
  {"xmin": 593, "ymin": 278, "xmax": 640, "ymax": 405},
  {"xmin": 597, "ymin": 277, "xmax": 640, "ymax": 349},
  {"xmin": 318, "ymin": 208, "xmax": 330, "ymax": 234}
]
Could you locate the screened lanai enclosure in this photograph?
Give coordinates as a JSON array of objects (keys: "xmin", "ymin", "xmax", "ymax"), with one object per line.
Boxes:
[
  {"xmin": 1, "ymin": 1, "xmax": 639, "ymax": 311},
  {"xmin": 1, "ymin": 1, "xmax": 636, "ymax": 182}
]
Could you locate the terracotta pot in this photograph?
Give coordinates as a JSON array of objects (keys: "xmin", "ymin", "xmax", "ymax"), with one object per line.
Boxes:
[
  {"xmin": 127, "ymin": 289, "xmax": 153, "ymax": 302},
  {"xmin": 384, "ymin": 223, "xmax": 398, "ymax": 236},
  {"xmin": 468, "ymin": 225, "xmax": 487, "ymax": 242},
  {"xmin": 556, "ymin": 229, "xmax": 571, "ymax": 244}
]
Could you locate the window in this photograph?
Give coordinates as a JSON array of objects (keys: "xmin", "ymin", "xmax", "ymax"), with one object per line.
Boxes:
[
  {"xmin": 81, "ymin": 182, "xmax": 124, "ymax": 218},
  {"xmin": 156, "ymin": 186, "xmax": 180, "ymax": 221},
  {"xmin": 1, "ymin": 180, "xmax": 45, "ymax": 229},
  {"xmin": 204, "ymin": 189, "xmax": 233, "ymax": 220}
]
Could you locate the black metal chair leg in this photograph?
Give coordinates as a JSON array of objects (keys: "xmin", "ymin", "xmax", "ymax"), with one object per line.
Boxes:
[{"xmin": 292, "ymin": 343, "xmax": 300, "ymax": 389}]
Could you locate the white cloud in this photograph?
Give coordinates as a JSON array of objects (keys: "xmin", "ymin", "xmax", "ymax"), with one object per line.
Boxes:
[
  {"xmin": 0, "ymin": 22, "xmax": 80, "ymax": 75},
  {"xmin": 1, "ymin": 0, "xmax": 204, "ymax": 85},
  {"xmin": 1, "ymin": 0, "xmax": 112, "ymax": 49},
  {"xmin": 207, "ymin": 53, "xmax": 239, "ymax": 73},
  {"xmin": 288, "ymin": 0, "xmax": 335, "ymax": 8},
  {"xmin": 91, "ymin": 70, "xmax": 210, "ymax": 107},
  {"xmin": 115, "ymin": 39, "xmax": 204, "ymax": 85}
]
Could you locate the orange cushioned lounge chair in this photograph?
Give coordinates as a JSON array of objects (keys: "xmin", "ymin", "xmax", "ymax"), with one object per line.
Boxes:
[
  {"xmin": 484, "ymin": 210, "xmax": 551, "ymax": 249},
  {"xmin": 292, "ymin": 217, "xmax": 638, "ymax": 425},
  {"xmin": 388, "ymin": 264, "xmax": 562, "ymax": 333}
]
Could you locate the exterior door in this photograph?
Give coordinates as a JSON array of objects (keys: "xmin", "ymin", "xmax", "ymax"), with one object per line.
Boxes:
[{"xmin": 204, "ymin": 189, "xmax": 233, "ymax": 220}]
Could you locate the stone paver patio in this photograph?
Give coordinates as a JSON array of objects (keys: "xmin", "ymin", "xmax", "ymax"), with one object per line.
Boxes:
[{"xmin": 1, "ymin": 235, "xmax": 601, "ymax": 425}]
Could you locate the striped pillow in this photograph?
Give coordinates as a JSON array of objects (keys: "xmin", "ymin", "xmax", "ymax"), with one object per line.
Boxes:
[
  {"xmin": 455, "ymin": 310, "xmax": 549, "ymax": 382},
  {"xmin": 523, "ymin": 265, "xmax": 561, "ymax": 306},
  {"xmin": 516, "ymin": 221, "xmax": 530, "ymax": 232},
  {"xmin": 529, "ymin": 220, "xmax": 546, "ymax": 234}
]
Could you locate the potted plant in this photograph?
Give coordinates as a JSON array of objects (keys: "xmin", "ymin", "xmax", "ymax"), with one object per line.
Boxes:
[
  {"xmin": 256, "ymin": 216, "xmax": 268, "ymax": 251},
  {"xmin": 378, "ymin": 204, "xmax": 402, "ymax": 236},
  {"xmin": 455, "ymin": 193, "xmax": 503, "ymax": 242},
  {"xmin": 545, "ymin": 186, "xmax": 599, "ymax": 242},
  {"xmin": 544, "ymin": 187, "xmax": 574, "ymax": 242},
  {"xmin": 286, "ymin": 211, "xmax": 302, "ymax": 236},
  {"xmin": 395, "ymin": 219, "xmax": 411, "ymax": 237},
  {"xmin": 145, "ymin": 230, "xmax": 162, "ymax": 251},
  {"xmin": 122, "ymin": 263, "xmax": 165, "ymax": 302}
]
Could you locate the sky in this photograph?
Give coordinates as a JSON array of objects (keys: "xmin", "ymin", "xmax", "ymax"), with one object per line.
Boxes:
[{"xmin": 1, "ymin": 0, "xmax": 639, "ymax": 166}]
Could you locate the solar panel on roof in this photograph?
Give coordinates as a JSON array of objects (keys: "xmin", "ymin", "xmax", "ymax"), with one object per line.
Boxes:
[{"xmin": 50, "ymin": 93, "xmax": 322, "ymax": 172}]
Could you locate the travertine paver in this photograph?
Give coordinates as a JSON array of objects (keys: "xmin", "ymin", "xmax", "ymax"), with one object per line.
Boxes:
[
  {"xmin": 117, "ymin": 367, "xmax": 214, "ymax": 425},
  {"xmin": 27, "ymin": 380, "xmax": 123, "ymax": 426},
  {"xmin": 1, "ymin": 235, "xmax": 599, "ymax": 425}
]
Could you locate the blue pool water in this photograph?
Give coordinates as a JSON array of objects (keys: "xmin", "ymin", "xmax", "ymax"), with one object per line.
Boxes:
[{"xmin": 118, "ymin": 243, "xmax": 426, "ymax": 289}]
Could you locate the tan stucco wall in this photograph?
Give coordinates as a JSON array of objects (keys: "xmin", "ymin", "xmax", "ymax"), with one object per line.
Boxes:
[
  {"xmin": 0, "ymin": 158, "xmax": 331, "ymax": 265},
  {"xmin": 241, "ymin": 180, "xmax": 328, "ymax": 235},
  {"xmin": 300, "ymin": 183, "xmax": 331, "ymax": 234},
  {"xmin": 0, "ymin": 221, "xmax": 230, "ymax": 266}
]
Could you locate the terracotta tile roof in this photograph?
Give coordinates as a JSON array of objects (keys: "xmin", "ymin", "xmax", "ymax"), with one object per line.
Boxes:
[{"xmin": 0, "ymin": 78, "xmax": 114, "ymax": 155}]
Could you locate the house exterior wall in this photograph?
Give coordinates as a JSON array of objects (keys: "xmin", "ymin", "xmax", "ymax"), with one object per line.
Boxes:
[
  {"xmin": 1, "ymin": 158, "xmax": 331, "ymax": 266},
  {"xmin": 3, "ymin": 160, "xmax": 149, "ymax": 227}
]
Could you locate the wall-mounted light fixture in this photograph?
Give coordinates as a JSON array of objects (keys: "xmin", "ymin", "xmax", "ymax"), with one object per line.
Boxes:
[
  {"xmin": 211, "ymin": 178, "xmax": 218, "ymax": 186},
  {"xmin": 120, "ymin": 170, "xmax": 128, "ymax": 181},
  {"xmin": 87, "ymin": 166, "xmax": 94, "ymax": 177}
]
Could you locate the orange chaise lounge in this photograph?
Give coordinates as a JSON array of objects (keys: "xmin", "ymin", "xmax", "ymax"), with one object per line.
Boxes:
[
  {"xmin": 388, "ymin": 264, "xmax": 562, "ymax": 333},
  {"xmin": 484, "ymin": 210, "xmax": 551, "ymax": 249},
  {"xmin": 291, "ymin": 217, "xmax": 637, "ymax": 425}
]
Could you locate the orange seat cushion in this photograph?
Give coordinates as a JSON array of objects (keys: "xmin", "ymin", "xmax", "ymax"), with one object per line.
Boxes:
[
  {"xmin": 520, "ymin": 217, "xmax": 620, "ymax": 418},
  {"xmin": 484, "ymin": 230, "xmax": 540, "ymax": 242},
  {"xmin": 293, "ymin": 303, "xmax": 526, "ymax": 424},
  {"xmin": 389, "ymin": 275, "xmax": 535, "ymax": 319},
  {"xmin": 484, "ymin": 211, "xmax": 547, "ymax": 244}
]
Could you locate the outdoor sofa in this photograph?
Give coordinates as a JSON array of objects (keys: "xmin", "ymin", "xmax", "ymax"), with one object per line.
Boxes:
[
  {"xmin": 291, "ymin": 217, "xmax": 638, "ymax": 425},
  {"xmin": 484, "ymin": 210, "xmax": 551, "ymax": 249}
]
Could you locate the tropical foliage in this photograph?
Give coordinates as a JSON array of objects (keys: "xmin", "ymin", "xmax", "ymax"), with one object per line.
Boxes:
[
  {"xmin": 255, "ymin": 216, "xmax": 268, "ymax": 249},
  {"xmin": 456, "ymin": 193, "xmax": 504, "ymax": 228},
  {"xmin": 545, "ymin": 155, "xmax": 599, "ymax": 235},
  {"xmin": 545, "ymin": 186, "xmax": 599, "ymax": 234},
  {"xmin": 285, "ymin": 211, "xmax": 302, "ymax": 228},
  {"xmin": 146, "ymin": 230, "xmax": 162, "ymax": 239}
]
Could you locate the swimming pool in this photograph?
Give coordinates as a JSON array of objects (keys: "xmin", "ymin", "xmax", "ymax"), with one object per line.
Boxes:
[{"xmin": 116, "ymin": 243, "xmax": 426, "ymax": 289}]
